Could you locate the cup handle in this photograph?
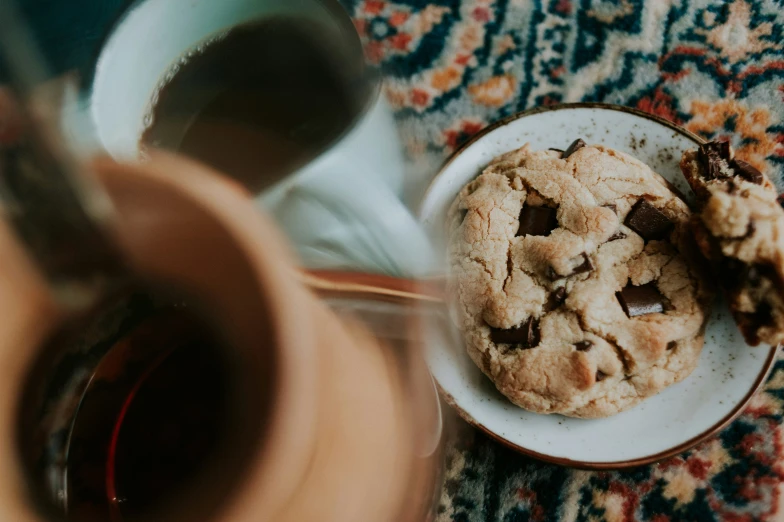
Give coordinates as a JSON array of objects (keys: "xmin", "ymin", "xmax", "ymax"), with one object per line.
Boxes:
[
  {"xmin": 269, "ymin": 168, "xmax": 435, "ymax": 279},
  {"xmin": 259, "ymin": 94, "xmax": 405, "ymax": 208},
  {"xmin": 304, "ymin": 95, "xmax": 405, "ymax": 192}
]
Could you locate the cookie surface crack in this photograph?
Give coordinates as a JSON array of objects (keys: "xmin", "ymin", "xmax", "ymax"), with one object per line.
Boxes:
[{"xmin": 606, "ymin": 338, "xmax": 632, "ymax": 376}]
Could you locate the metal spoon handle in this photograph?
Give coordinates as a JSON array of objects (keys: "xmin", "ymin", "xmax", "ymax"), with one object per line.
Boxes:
[{"xmin": 300, "ymin": 270, "xmax": 446, "ymax": 304}]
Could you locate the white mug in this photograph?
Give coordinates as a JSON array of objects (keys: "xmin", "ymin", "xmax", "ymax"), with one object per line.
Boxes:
[{"xmin": 64, "ymin": 0, "xmax": 435, "ymax": 277}]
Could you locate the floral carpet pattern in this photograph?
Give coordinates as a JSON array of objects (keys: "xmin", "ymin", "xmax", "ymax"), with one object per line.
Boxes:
[
  {"xmin": 347, "ymin": 0, "xmax": 784, "ymax": 196},
  {"xmin": 344, "ymin": 0, "xmax": 784, "ymax": 520}
]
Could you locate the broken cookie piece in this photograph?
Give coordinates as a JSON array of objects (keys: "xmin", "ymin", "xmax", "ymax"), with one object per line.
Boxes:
[
  {"xmin": 574, "ymin": 341, "xmax": 593, "ymax": 352},
  {"xmin": 680, "ymin": 140, "xmax": 784, "ymax": 346}
]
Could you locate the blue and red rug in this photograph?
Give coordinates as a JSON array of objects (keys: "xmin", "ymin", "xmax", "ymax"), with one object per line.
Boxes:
[{"xmin": 347, "ymin": 0, "xmax": 784, "ymax": 520}]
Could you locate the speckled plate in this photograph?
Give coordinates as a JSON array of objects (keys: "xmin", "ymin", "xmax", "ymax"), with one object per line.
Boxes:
[{"xmin": 419, "ymin": 103, "xmax": 779, "ymax": 469}]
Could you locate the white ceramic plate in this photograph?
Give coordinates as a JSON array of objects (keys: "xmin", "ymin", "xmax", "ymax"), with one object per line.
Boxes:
[{"xmin": 419, "ymin": 103, "xmax": 779, "ymax": 469}]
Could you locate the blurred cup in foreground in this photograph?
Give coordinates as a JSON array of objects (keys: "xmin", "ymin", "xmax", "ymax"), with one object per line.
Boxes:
[{"xmin": 7, "ymin": 152, "xmax": 441, "ymax": 522}]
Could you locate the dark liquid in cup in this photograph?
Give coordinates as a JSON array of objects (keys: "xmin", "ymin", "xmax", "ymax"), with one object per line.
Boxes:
[
  {"xmin": 142, "ymin": 16, "xmax": 370, "ymax": 193},
  {"xmin": 65, "ymin": 309, "xmax": 231, "ymax": 522}
]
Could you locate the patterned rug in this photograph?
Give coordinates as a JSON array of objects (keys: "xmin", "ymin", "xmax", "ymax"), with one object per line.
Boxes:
[
  {"xmin": 13, "ymin": 0, "xmax": 784, "ymax": 520},
  {"xmin": 343, "ymin": 0, "xmax": 784, "ymax": 520}
]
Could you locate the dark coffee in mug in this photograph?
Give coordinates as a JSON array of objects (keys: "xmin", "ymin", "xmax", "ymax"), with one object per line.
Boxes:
[
  {"xmin": 17, "ymin": 292, "xmax": 270, "ymax": 522},
  {"xmin": 57, "ymin": 302, "xmax": 229, "ymax": 522},
  {"xmin": 64, "ymin": 306, "xmax": 231, "ymax": 522},
  {"xmin": 141, "ymin": 16, "xmax": 372, "ymax": 193}
]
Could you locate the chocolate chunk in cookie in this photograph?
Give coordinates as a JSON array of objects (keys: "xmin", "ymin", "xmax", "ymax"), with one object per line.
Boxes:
[
  {"xmin": 575, "ymin": 341, "xmax": 593, "ymax": 352},
  {"xmin": 490, "ymin": 317, "xmax": 540, "ymax": 348},
  {"xmin": 698, "ymin": 140, "xmax": 731, "ymax": 179},
  {"xmin": 518, "ymin": 205, "xmax": 558, "ymax": 237},
  {"xmin": 624, "ymin": 199, "xmax": 674, "ymax": 241},
  {"xmin": 549, "ymin": 253, "xmax": 594, "ymax": 279},
  {"xmin": 719, "ymin": 258, "xmax": 758, "ymax": 294},
  {"xmin": 731, "ymin": 159, "xmax": 763, "ymax": 185},
  {"xmin": 745, "ymin": 264, "xmax": 776, "ymax": 288},
  {"xmin": 744, "ymin": 221, "xmax": 756, "ymax": 239},
  {"xmin": 616, "ymin": 283, "xmax": 665, "ymax": 317},
  {"xmin": 569, "ymin": 253, "xmax": 594, "ymax": 276},
  {"xmin": 545, "ymin": 287, "xmax": 567, "ymax": 311},
  {"xmin": 703, "ymin": 140, "xmax": 731, "ymax": 160},
  {"xmin": 563, "ymin": 138, "xmax": 586, "ymax": 159},
  {"xmin": 739, "ymin": 263, "xmax": 782, "ymax": 292},
  {"xmin": 736, "ymin": 303, "xmax": 774, "ymax": 346}
]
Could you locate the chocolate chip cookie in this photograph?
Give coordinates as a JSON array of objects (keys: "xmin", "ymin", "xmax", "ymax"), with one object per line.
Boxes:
[
  {"xmin": 448, "ymin": 141, "xmax": 712, "ymax": 418},
  {"xmin": 680, "ymin": 140, "xmax": 784, "ymax": 346}
]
